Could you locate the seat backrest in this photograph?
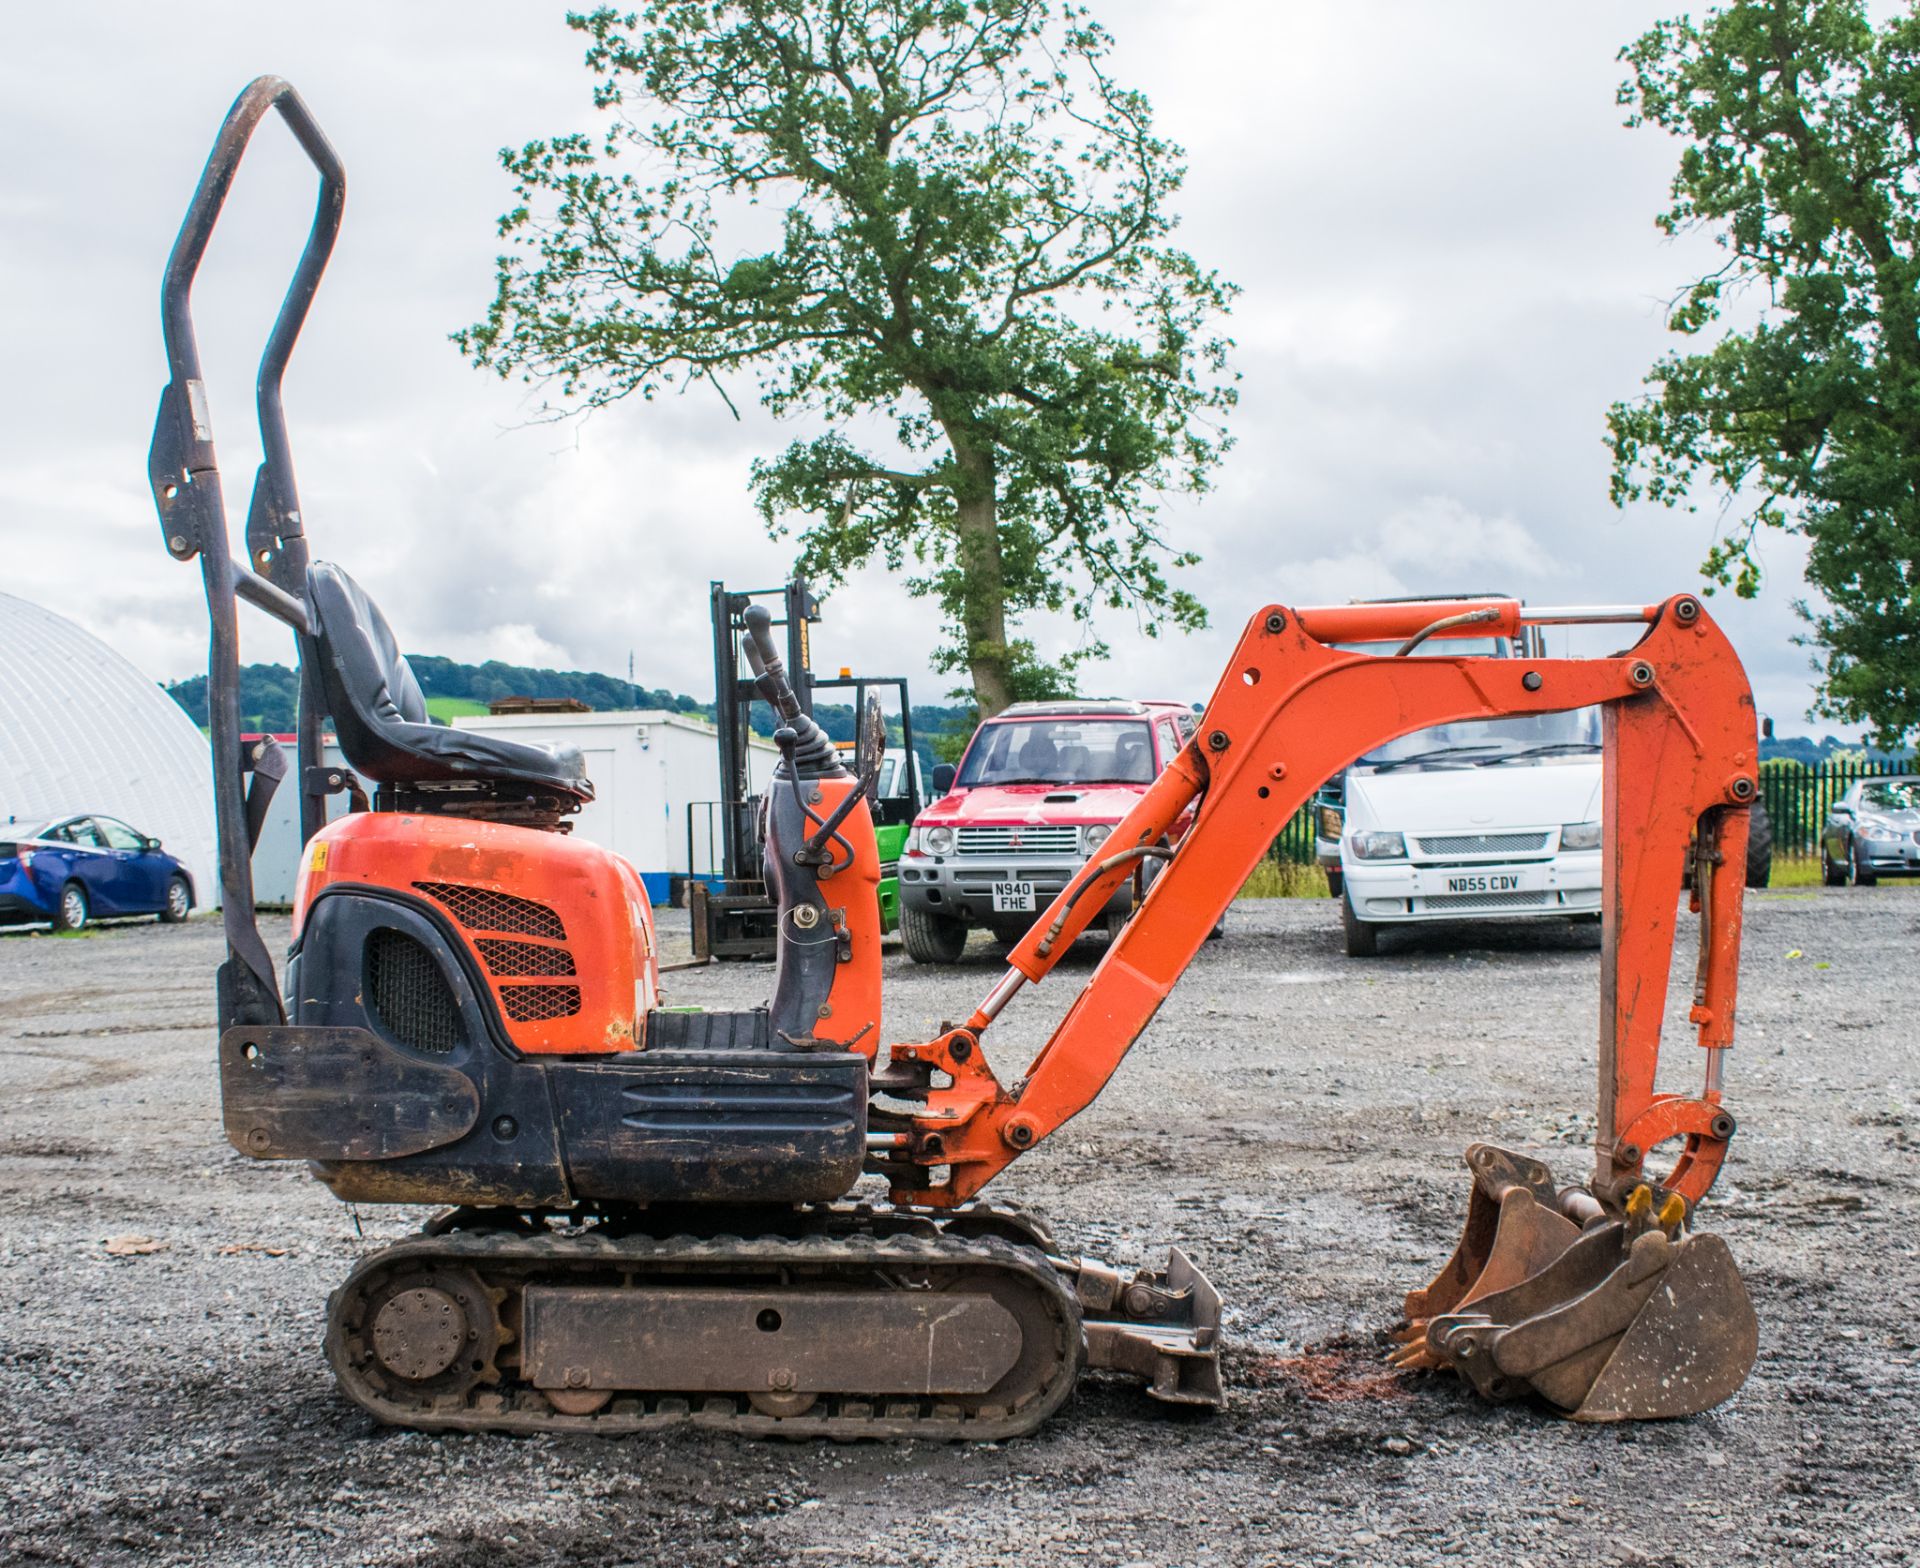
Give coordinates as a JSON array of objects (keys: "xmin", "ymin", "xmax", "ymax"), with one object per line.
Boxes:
[
  {"xmin": 305, "ymin": 561, "xmax": 594, "ymax": 807},
  {"xmin": 307, "ymin": 561, "xmax": 432, "ymax": 782}
]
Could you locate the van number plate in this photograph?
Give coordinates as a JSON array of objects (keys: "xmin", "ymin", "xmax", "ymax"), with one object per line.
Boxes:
[
  {"xmin": 992, "ymin": 881, "xmax": 1036, "ymax": 912},
  {"xmin": 1445, "ymin": 873, "xmax": 1524, "ymax": 894}
]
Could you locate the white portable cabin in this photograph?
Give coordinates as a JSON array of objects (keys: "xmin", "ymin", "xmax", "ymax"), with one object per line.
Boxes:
[{"xmin": 456, "ymin": 709, "xmax": 777, "ymax": 903}]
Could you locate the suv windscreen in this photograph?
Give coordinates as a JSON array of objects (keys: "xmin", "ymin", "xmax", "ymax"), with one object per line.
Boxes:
[
  {"xmin": 958, "ymin": 719, "xmax": 1156, "ymax": 786},
  {"xmin": 1354, "ymin": 706, "xmax": 1602, "ymax": 772}
]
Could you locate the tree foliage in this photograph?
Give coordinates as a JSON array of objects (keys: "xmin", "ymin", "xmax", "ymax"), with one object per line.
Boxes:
[
  {"xmin": 459, "ymin": 0, "xmax": 1236, "ymax": 714},
  {"xmin": 1609, "ymin": 0, "xmax": 1920, "ymax": 745}
]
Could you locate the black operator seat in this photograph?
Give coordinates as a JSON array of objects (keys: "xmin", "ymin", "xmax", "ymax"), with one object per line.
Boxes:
[{"xmin": 305, "ymin": 561, "xmax": 594, "ymax": 802}]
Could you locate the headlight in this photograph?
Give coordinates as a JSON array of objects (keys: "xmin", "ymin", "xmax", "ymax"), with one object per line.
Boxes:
[
  {"xmin": 1561, "ymin": 820, "xmax": 1602, "ymax": 851},
  {"xmin": 1348, "ymin": 830, "xmax": 1406, "ymax": 860},
  {"xmin": 1862, "ymin": 824, "xmax": 1900, "ymax": 843},
  {"xmin": 922, "ymin": 825, "xmax": 955, "ymax": 855},
  {"xmin": 1317, "ymin": 805, "xmax": 1344, "ymax": 841},
  {"xmin": 1083, "ymin": 823, "xmax": 1113, "ymax": 852}
]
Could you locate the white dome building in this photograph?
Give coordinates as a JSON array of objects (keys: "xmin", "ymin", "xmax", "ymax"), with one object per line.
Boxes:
[{"xmin": 0, "ymin": 592, "xmax": 216, "ymax": 908}]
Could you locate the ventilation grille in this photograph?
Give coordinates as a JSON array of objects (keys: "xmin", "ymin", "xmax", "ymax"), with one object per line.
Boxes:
[
  {"xmin": 366, "ymin": 929, "xmax": 461, "ymax": 1053},
  {"xmin": 415, "ymin": 882, "xmax": 566, "ymax": 939},
  {"xmin": 476, "ymin": 938, "xmax": 577, "ymax": 977},
  {"xmin": 1414, "ymin": 832, "xmax": 1550, "ymax": 857},
  {"xmin": 501, "ymin": 984, "xmax": 583, "ymax": 1023},
  {"xmin": 1419, "ymin": 890, "xmax": 1552, "ymax": 912}
]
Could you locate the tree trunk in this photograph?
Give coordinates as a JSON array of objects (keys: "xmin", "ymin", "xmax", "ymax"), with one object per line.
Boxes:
[{"xmin": 944, "ymin": 422, "xmax": 1013, "ymax": 716}]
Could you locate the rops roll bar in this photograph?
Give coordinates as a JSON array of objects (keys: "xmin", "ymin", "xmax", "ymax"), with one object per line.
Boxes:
[{"xmin": 147, "ymin": 76, "xmax": 345, "ymax": 1029}]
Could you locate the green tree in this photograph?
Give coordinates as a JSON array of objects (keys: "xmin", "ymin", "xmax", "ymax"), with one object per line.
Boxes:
[
  {"xmin": 1608, "ymin": 0, "xmax": 1920, "ymax": 745},
  {"xmin": 459, "ymin": 0, "xmax": 1236, "ymax": 715}
]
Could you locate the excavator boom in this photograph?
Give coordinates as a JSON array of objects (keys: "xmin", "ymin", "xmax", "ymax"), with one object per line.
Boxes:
[{"xmin": 878, "ymin": 593, "xmax": 1755, "ymax": 1208}]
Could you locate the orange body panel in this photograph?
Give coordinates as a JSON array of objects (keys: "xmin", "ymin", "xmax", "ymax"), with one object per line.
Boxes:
[
  {"xmin": 886, "ymin": 595, "xmax": 1757, "ymax": 1210},
  {"xmin": 293, "ymin": 813, "xmax": 659, "ymax": 1054},
  {"xmin": 808, "ymin": 777, "xmax": 885, "ymax": 1059}
]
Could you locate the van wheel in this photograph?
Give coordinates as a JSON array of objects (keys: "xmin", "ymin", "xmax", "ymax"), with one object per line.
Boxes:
[
  {"xmin": 1326, "ymin": 868, "xmax": 1343, "ymax": 900},
  {"xmin": 54, "ymin": 882, "xmax": 89, "ymax": 933},
  {"xmin": 901, "ymin": 902, "xmax": 968, "ymax": 963},
  {"xmin": 1341, "ymin": 892, "xmax": 1379, "ymax": 957}
]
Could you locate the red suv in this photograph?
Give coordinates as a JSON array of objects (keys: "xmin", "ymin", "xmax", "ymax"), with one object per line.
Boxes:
[{"xmin": 898, "ymin": 699, "xmax": 1197, "ymax": 963}]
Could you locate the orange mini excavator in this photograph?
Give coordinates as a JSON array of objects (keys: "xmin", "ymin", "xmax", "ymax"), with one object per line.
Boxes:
[{"xmin": 151, "ymin": 79, "xmax": 1761, "ymax": 1437}]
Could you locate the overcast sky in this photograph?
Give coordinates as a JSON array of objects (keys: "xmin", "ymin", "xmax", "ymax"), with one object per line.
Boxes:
[{"xmin": 0, "ymin": 2, "xmax": 1857, "ymax": 737}]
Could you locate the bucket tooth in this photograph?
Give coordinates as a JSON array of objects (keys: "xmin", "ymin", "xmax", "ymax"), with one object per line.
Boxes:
[
  {"xmin": 1396, "ymin": 1144, "xmax": 1578, "ymax": 1370},
  {"xmin": 1404, "ymin": 1143, "xmax": 1562, "ymax": 1321}
]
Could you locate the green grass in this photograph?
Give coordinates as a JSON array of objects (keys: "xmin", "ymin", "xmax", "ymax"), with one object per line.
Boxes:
[
  {"xmin": 425, "ymin": 696, "xmax": 490, "ymax": 722},
  {"xmin": 1239, "ymin": 858, "xmax": 1330, "ymax": 899},
  {"xmin": 1769, "ymin": 855, "xmax": 1823, "ymax": 889}
]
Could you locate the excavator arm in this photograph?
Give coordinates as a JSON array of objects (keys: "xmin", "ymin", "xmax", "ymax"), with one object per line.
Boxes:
[
  {"xmin": 874, "ymin": 592, "xmax": 1763, "ymax": 1421},
  {"xmin": 880, "ymin": 592, "xmax": 1756, "ymax": 1208}
]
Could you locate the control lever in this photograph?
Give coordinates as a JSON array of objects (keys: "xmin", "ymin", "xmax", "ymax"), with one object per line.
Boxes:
[{"xmin": 741, "ymin": 604, "xmax": 803, "ymax": 721}]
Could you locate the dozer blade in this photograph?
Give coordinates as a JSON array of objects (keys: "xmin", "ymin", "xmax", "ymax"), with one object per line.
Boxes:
[
  {"xmin": 1416, "ymin": 1184, "xmax": 1758, "ymax": 1421},
  {"xmin": 1072, "ymin": 1247, "xmax": 1225, "ymax": 1408}
]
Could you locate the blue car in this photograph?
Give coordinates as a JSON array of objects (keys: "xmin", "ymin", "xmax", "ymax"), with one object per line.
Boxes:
[{"xmin": 0, "ymin": 814, "xmax": 196, "ymax": 932}]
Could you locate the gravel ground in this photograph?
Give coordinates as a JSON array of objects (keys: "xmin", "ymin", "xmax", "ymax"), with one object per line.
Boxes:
[{"xmin": 0, "ymin": 886, "xmax": 1915, "ymax": 1567}]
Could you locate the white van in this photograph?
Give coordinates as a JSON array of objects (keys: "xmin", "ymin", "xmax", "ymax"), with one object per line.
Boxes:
[{"xmin": 1333, "ymin": 706, "xmax": 1604, "ymax": 955}]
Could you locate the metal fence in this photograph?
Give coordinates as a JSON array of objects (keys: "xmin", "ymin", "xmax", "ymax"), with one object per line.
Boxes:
[
  {"xmin": 1271, "ymin": 802, "xmax": 1321, "ymax": 864},
  {"xmin": 1760, "ymin": 758, "xmax": 1913, "ymax": 858},
  {"xmin": 1259, "ymin": 760, "xmax": 1913, "ymax": 867}
]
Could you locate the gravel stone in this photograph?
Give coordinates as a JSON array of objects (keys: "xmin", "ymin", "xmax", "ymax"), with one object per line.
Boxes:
[{"xmin": 0, "ymin": 887, "xmax": 1914, "ymax": 1565}]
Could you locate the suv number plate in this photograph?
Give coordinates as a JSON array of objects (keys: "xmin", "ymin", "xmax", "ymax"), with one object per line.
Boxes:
[{"xmin": 992, "ymin": 881, "xmax": 1036, "ymax": 913}]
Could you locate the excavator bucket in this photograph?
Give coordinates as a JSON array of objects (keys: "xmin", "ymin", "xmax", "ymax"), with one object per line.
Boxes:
[{"xmin": 1399, "ymin": 1145, "xmax": 1758, "ymax": 1420}]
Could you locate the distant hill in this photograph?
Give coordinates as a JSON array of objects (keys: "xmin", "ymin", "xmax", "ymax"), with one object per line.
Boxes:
[
  {"xmin": 164, "ymin": 659, "xmax": 704, "ymax": 734},
  {"xmin": 1760, "ymin": 734, "xmax": 1914, "ymax": 765},
  {"xmin": 163, "ymin": 659, "xmax": 975, "ymax": 773}
]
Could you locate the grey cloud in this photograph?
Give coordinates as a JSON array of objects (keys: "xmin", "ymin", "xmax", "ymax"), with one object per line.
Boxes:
[{"xmin": 0, "ymin": 0, "xmax": 1860, "ymax": 738}]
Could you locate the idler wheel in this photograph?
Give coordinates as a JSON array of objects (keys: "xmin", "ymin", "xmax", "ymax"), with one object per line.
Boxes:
[
  {"xmin": 372, "ymin": 1287, "xmax": 468, "ymax": 1382},
  {"xmin": 349, "ymin": 1266, "xmax": 504, "ymax": 1400}
]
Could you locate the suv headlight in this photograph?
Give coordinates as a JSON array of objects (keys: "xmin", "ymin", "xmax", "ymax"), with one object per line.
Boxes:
[
  {"xmin": 922, "ymin": 825, "xmax": 955, "ymax": 855},
  {"xmin": 1561, "ymin": 820, "xmax": 1602, "ymax": 851},
  {"xmin": 1317, "ymin": 805, "xmax": 1344, "ymax": 841},
  {"xmin": 1348, "ymin": 830, "xmax": 1406, "ymax": 860},
  {"xmin": 1083, "ymin": 823, "xmax": 1113, "ymax": 853}
]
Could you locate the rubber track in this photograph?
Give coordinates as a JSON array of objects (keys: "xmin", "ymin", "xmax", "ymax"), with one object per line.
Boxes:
[{"xmin": 325, "ymin": 1227, "xmax": 1086, "ymax": 1440}]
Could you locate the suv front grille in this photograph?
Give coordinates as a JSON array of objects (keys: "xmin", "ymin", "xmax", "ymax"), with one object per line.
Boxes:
[
  {"xmin": 955, "ymin": 826, "xmax": 1081, "ymax": 856},
  {"xmin": 1414, "ymin": 832, "xmax": 1550, "ymax": 858}
]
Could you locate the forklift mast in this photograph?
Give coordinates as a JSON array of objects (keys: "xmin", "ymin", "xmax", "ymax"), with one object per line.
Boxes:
[{"xmin": 709, "ymin": 578, "xmax": 818, "ymax": 886}]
